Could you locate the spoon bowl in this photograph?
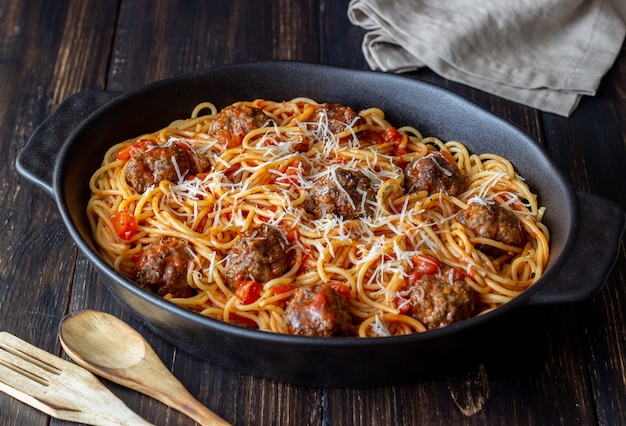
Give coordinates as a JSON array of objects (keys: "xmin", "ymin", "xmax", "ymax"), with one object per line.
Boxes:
[
  {"xmin": 59, "ymin": 310, "xmax": 229, "ymax": 426},
  {"xmin": 61, "ymin": 312, "xmax": 146, "ymax": 369}
]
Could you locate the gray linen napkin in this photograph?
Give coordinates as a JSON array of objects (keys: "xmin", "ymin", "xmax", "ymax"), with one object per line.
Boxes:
[{"xmin": 347, "ymin": 0, "xmax": 626, "ymax": 116}]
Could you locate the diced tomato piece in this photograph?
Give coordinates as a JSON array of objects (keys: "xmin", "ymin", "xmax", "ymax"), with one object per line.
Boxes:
[
  {"xmin": 396, "ymin": 300, "xmax": 412, "ymax": 315},
  {"xmin": 382, "ymin": 126, "xmax": 402, "ymax": 143},
  {"xmin": 115, "ymin": 139, "xmax": 152, "ymax": 161},
  {"xmin": 263, "ymin": 136, "xmax": 280, "ymax": 146},
  {"xmin": 285, "ymin": 160, "xmax": 302, "ymax": 184},
  {"xmin": 451, "ymin": 268, "xmax": 467, "ymax": 280},
  {"xmin": 195, "ymin": 172, "xmax": 209, "ymax": 180},
  {"xmin": 110, "ymin": 210, "xmax": 138, "ymax": 241},
  {"xmin": 270, "ymin": 284, "xmax": 296, "ymax": 296},
  {"xmin": 219, "ymin": 129, "xmax": 243, "ymax": 147},
  {"xmin": 282, "ymin": 226, "xmax": 299, "ymax": 243},
  {"xmin": 394, "ymin": 284, "xmax": 411, "ymax": 314},
  {"xmin": 382, "ymin": 126, "xmax": 408, "ymax": 155},
  {"xmin": 116, "ymin": 145, "xmax": 133, "ymax": 161},
  {"xmin": 276, "ymin": 159, "xmax": 302, "ymax": 186},
  {"xmin": 440, "ymin": 150, "xmax": 456, "ymax": 165},
  {"xmin": 235, "ymin": 281, "xmax": 263, "ymax": 304},
  {"xmin": 410, "ymin": 253, "xmax": 441, "ymax": 281}
]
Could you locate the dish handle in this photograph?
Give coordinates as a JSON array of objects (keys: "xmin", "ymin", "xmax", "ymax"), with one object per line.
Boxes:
[
  {"xmin": 527, "ymin": 190, "xmax": 625, "ymax": 305},
  {"xmin": 16, "ymin": 91, "xmax": 121, "ymax": 197}
]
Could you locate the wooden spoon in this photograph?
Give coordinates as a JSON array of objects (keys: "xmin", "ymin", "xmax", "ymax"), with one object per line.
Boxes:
[{"xmin": 58, "ymin": 310, "xmax": 229, "ymax": 426}]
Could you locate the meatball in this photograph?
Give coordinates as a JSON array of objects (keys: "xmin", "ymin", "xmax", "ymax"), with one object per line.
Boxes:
[
  {"xmin": 404, "ymin": 151, "xmax": 467, "ymax": 196},
  {"xmin": 135, "ymin": 236, "xmax": 193, "ymax": 298},
  {"xmin": 224, "ymin": 224, "xmax": 289, "ymax": 288},
  {"xmin": 126, "ymin": 140, "xmax": 197, "ymax": 193},
  {"xmin": 284, "ymin": 283, "xmax": 355, "ymax": 337},
  {"xmin": 209, "ymin": 104, "xmax": 271, "ymax": 146},
  {"xmin": 307, "ymin": 103, "xmax": 361, "ymax": 134},
  {"xmin": 303, "ymin": 169, "xmax": 375, "ymax": 220},
  {"xmin": 460, "ymin": 203, "xmax": 525, "ymax": 250},
  {"xmin": 408, "ymin": 267, "xmax": 477, "ymax": 330}
]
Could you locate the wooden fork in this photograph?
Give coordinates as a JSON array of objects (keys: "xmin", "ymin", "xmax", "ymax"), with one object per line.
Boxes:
[{"xmin": 0, "ymin": 331, "xmax": 153, "ymax": 425}]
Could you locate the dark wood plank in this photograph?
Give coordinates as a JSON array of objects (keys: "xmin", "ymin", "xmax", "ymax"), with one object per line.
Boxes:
[
  {"xmin": 540, "ymin": 41, "xmax": 626, "ymax": 425},
  {"xmin": 2, "ymin": 0, "xmax": 624, "ymax": 424},
  {"xmin": 64, "ymin": 1, "xmax": 326, "ymax": 425},
  {"xmin": 108, "ymin": 0, "xmax": 320, "ymax": 90},
  {"xmin": 322, "ymin": 0, "xmax": 370, "ymax": 69},
  {"xmin": 0, "ymin": 0, "xmax": 120, "ymax": 424}
]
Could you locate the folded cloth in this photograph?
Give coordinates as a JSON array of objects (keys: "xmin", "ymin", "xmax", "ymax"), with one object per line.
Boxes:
[{"xmin": 348, "ymin": 0, "xmax": 626, "ymax": 116}]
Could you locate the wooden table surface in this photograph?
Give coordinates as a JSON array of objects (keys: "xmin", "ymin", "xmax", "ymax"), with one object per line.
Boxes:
[{"xmin": 1, "ymin": 1, "xmax": 625, "ymax": 425}]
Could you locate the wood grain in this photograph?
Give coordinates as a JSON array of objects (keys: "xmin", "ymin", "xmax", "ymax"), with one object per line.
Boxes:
[
  {"xmin": 0, "ymin": 332, "xmax": 152, "ymax": 425},
  {"xmin": 1, "ymin": 0, "xmax": 624, "ymax": 425},
  {"xmin": 0, "ymin": 1, "xmax": 117, "ymax": 424}
]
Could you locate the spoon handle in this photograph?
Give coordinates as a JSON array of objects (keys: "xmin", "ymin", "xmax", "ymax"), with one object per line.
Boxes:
[
  {"xmin": 118, "ymin": 355, "xmax": 230, "ymax": 425},
  {"xmin": 64, "ymin": 340, "xmax": 230, "ymax": 425},
  {"xmin": 150, "ymin": 378, "xmax": 230, "ymax": 426}
]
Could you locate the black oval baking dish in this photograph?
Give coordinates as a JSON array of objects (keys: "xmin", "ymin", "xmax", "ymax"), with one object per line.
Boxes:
[{"xmin": 17, "ymin": 62, "xmax": 625, "ymax": 387}]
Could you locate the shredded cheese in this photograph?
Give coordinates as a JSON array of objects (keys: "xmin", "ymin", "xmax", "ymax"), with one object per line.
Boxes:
[{"xmin": 91, "ymin": 98, "xmax": 549, "ymax": 337}]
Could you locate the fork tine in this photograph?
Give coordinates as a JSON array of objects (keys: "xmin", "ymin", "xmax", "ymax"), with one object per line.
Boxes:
[
  {"xmin": 0, "ymin": 332, "xmax": 153, "ymax": 426},
  {"xmin": 0, "ymin": 341, "xmax": 61, "ymax": 385},
  {"xmin": 0, "ymin": 360, "xmax": 58, "ymax": 417}
]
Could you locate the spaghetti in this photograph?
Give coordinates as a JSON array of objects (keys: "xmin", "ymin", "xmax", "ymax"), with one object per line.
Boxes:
[{"xmin": 87, "ymin": 98, "xmax": 550, "ymax": 337}]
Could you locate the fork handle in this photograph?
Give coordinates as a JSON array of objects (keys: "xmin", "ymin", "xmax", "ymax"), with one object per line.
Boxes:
[
  {"xmin": 60, "ymin": 338, "xmax": 230, "ymax": 425},
  {"xmin": 0, "ymin": 332, "xmax": 154, "ymax": 426}
]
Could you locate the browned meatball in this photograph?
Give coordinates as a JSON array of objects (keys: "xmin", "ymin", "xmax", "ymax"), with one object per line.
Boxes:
[
  {"xmin": 408, "ymin": 267, "xmax": 477, "ymax": 330},
  {"xmin": 224, "ymin": 224, "xmax": 289, "ymax": 288},
  {"xmin": 209, "ymin": 104, "xmax": 271, "ymax": 146},
  {"xmin": 303, "ymin": 169, "xmax": 375, "ymax": 220},
  {"xmin": 126, "ymin": 141, "xmax": 197, "ymax": 193},
  {"xmin": 460, "ymin": 203, "xmax": 525, "ymax": 250},
  {"xmin": 135, "ymin": 237, "xmax": 193, "ymax": 298},
  {"xmin": 307, "ymin": 103, "xmax": 361, "ymax": 134},
  {"xmin": 284, "ymin": 283, "xmax": 355, "ymax": 337},
  {"xmin": 404, "ymin": 151, "xmax": 467, "ymax": 196}
]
